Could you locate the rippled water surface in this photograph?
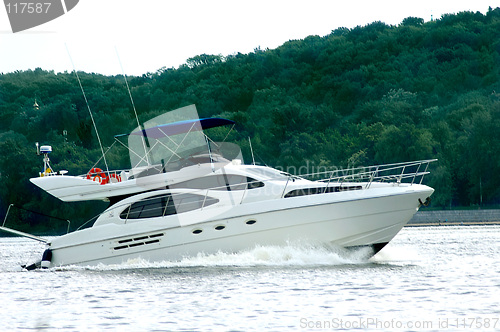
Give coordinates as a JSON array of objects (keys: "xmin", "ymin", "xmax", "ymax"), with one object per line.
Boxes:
[{"xmin": 1, "ymin": 226, "xmax": 500, "ymax": 331}]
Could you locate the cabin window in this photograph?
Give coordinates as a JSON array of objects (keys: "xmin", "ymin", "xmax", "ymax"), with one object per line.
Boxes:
[
  {"xmin": 172, "ymin": 175, "xmax": 264, "ymax": 191},
  {"xmin": 246, "ymin": 177, "xmax": 265, "ymax": 189},
  {"xmin": 120, "ymin": 193, "xmax": 219, "ymax": 219},
  {"xmin": 284, "ymin": 186, "xmax": 362, "ymax": 198}
]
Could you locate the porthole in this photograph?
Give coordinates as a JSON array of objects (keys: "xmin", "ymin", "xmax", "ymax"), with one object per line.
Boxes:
[
  {"xmin": 215, "ymin": 225, "xmax": 225, "ymax": 230},
  {"xmin": 246, "ymin": 219, "xmax": 257, "ymax": 225},
  {"xmin": 192, "ymin": 229, "xmax": 203, "ymax": 234}
]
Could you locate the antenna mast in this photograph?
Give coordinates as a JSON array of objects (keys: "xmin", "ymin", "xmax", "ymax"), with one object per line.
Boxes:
[
  {"xmin": 248, "ymin": 137, "xmax": 256, "ymax": 165},
  {"xmin": 115, "ymin": 47, "xmax": 150, "ymax": 165},
  {"xmin": 66, "ymin": 45, "xmax": 110, "ymax": 174}
]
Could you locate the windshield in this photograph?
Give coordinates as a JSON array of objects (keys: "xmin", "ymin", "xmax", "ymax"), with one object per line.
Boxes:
[
  {"xmin": 245, "ymin": 167, "xmax": 290, "ymax": 180},
  {"xmin": 128, "ymin": 105, "xmax": 207, "ymax": 169}
]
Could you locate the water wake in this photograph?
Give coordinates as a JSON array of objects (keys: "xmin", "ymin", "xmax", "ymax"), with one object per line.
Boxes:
[{"xmin": 58, "ymin": 243, "xmax": 376, "ymax": 271}]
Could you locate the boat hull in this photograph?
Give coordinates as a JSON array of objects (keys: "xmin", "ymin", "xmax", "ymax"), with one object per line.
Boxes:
[{"xmin": 45, "ymin": 185, "xmax": 433, "ymax": 267}]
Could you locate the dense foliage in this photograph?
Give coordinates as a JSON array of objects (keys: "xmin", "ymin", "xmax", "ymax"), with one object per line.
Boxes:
[{"xmin": 1, "ymin": 8, "xmax": 499, "ymax": 233}]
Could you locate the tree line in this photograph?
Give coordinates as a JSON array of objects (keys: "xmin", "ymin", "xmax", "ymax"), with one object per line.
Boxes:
[{"xmin": 1, "ymin": 8, "xmax": 499, "ymax": 234}]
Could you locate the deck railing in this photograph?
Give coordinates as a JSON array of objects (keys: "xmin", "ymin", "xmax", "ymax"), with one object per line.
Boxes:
[
  {"xmin": 96, "ymin": 159, "xmax": 437, "ymax": 226},
  {"xmin": 300, "ymin": 159, "xmax": 437, "ymax": 189}
]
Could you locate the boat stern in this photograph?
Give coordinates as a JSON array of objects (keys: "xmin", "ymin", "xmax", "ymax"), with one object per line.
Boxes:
[{"xmin": 30, "ymin": 175, "xmax": 101, "ymax": 202}]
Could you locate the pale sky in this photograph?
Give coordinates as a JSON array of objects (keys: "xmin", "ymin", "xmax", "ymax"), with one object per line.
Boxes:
[{"xmin": 0, "ymin": 0, "xmax": 497, "ymax": 76}]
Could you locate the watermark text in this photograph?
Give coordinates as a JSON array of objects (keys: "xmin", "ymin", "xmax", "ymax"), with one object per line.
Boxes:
[{"xmin": 299, "ymin": 317, "xmax": 500, "ymax": 330}]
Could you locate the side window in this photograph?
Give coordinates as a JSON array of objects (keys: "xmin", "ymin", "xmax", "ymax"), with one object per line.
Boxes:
[
  {"xmin": 284, "ymin": 186, "xmax": 362, "ymax": 198},
  {"xmin": 120, "ymin": 193, "xmax": 219, "ymax": 219},
  {"xmin": 172, "ymin": 175, "xmax": 264, "ymax": 191},
  {"xmin": 246, "ymin": 177, "xmax": 265, "ymax": 189},
  {"xmin": 175, "ymin": 194, "xmax": 219, "ymax": 213},
  {"xmin": 120, "ymin": 194, "xmax": 175, "ymax": 219}
]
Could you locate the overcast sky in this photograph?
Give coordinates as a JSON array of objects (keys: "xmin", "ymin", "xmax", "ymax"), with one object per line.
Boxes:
[{"xmin": 0, "ymin": 0, "xmax": 497, "ymax": 76}]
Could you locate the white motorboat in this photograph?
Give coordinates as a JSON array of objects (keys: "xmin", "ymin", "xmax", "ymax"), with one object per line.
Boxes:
[{"xmin": 2, "ymin": 105, "xmax": 435, "ymax": 269}]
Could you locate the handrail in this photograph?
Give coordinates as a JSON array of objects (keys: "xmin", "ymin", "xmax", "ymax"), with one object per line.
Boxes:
[
  {"xmin": 75, "ymin": 159, "xmax": 437, "ymax": 228},
  {"xmin": 411, "ymin": 163, "xmax": 421, "ymax": 185},
  {"xmin": 323, "ymin": 170, "xmax": 336, "ymax": 193},
  {"xmin": 367, "ymin": 166, "xmax": 379, "ymax": 189},
  {"xmin": 281, "ymin": 176, "xmax": 291, "ymax": 198},
  {"xmin": 310, "ymin": 159, "xmax": 437, "ymax": 186},
  {"xmin": 49, "ymin": 159, "xmax": 437, "ymax": 189},
  {"xmin": 420, "ymin": 162, "xmax": 431, "ymax": 185},
  {"xmin": 1, "ymin": 203, "xmax": 72, "ymax": 236},
  {"xmin": 2, "ymin": 204, "xmax": 14, "ymax": 227}
]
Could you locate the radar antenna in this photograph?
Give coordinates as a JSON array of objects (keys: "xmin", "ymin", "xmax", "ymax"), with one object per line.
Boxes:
[{"xmin": 36, "ymin": 142, "xmax": 53, "ymax": 176}]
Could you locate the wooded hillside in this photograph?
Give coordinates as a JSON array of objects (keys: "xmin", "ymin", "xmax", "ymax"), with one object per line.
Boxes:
[{"xmin": 1, "ymin": 8, "xmax": 499, "ymax": 233}]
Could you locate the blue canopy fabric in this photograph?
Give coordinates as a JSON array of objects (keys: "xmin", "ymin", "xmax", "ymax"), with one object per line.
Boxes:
[{"xmin": 115, "ymin": 118, "xmax": 235, "ymax": 139}]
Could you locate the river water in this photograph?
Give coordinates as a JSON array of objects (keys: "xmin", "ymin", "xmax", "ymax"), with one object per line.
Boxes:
[{"xmin": 1, "ymin": 225, "xmax": 500, "ymax": 331}]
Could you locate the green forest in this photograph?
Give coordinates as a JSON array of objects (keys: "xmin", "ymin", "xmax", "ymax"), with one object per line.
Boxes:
[{"xmin": 1, "ymin": 8, "xmax": 500, "ymax": 234}]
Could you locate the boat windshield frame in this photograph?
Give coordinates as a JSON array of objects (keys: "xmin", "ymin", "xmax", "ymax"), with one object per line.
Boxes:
[{"xmin": 244, "ymin": 167, "xmax": 293, "ymax": 180}]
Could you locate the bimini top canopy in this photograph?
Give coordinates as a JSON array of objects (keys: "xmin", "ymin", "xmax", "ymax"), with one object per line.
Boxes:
[{"xmin": 115, "ymin": 118, "xmax": 235, "ymax": 139}]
